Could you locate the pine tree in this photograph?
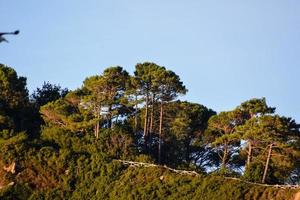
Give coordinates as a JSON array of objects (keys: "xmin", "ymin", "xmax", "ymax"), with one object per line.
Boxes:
[{"xmin": 206, "ymin": 110, "xmax": 245, "ymax": 171}]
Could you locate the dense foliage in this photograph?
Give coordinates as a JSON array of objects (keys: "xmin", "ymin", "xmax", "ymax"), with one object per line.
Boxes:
[{"xmin": 0, "ymin": 63, "xmax": 300, "ymax": 199}]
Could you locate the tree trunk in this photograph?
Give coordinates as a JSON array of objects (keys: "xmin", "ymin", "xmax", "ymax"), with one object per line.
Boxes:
[
  {"xmin": 96, "ymin": 120, "xmax": 99, "ymax": 139},
  {"xmin": 94, "ymin": 124, "xmax": 97, "ymax": 138},
  {"xmin": 149, "ymin": 94, "xmax": 155, "ymax": 133},
  {"xmin": 149, "ymin": 94, "xmax": 155, "ymax": 145},
  {"xmin": 143, "ymin": 93, "xmax": 149, "ymax": 147},
  {"xmin": 95, "ymin": 106, "xmax": 101, "ymax": 139},
  {"xmin": 108, "ymin": 105, "xmax": 112, "ymax": 128},
  {"xmin": 246, "ymin": 141, "xmax": 253, "ymax": 167},
  {"xmin": 185, "ymin": 139, "xmax": 190, "ymax": 164},
  {"xmin": 158, "ymin": 101, "xmax": 164, "ymax": 164},
  {"xmin": 134, "ymin": 94, "xmax": 138, "ymax": 133},
  {"xmin": 221, "ymin": 142, "xmax": 228, "ymax": 170},
  {"xmin": 262, "ymin": 143, "xmax": 273, "ymax": 184},
  {"xmin": 246, "ymin": 113, "xmax": 255, "ymax": 167}
]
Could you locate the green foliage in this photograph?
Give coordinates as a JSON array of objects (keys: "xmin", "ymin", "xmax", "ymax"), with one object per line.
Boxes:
[
  {"xmin": 0, "ymin": 64, "xmax": 300, "ymax": 199},
  {"xmin": 0, "ymin": 64, "xmax": 28, "ymax": 110},
  {"xmin": 206, "ymin": 111, "xmax": 245, "ymax": 171},
  {"xmin": 238, "ymin": 97, "xmax": 275, "ymax": 118},
  {"xmin": 238, "ymin": 115, "xmax": 300, "ymax": 183},
  {"xmin": 73, "ymin": 164, "xmax": 295, "ymax": 200},
  {"xmin": 31, "ymin": 81, "xmax": 68, "ymax": 108},
  {"xmin": 0, "ymin": 64, "xmax": 29, "ymax": 132},
  {"xmin": 40, "ymin": 92, "xmax": 93, "ymax": 133},
  {"xmin": 0, "ymin": 132, "xmax": 28, "ymax": 163},
  {"xmin": 0, "ymin": 184, "xmax": 32, "ymax": 200},
  {"xmin": 82, "ymin": 66, "xmax": 130, "ymax": 130},
  {"xmin": 161, "ymin": 101, "xmax": 216, "ymax": 168}
]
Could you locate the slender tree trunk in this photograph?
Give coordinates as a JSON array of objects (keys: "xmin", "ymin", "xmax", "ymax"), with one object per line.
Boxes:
[
  {"xmin": 95, "ymin": 106, "xmax": 100, "ymax": 139},
  {"xmin": 96, "ymin": 120, "xmax": 99, "ymax": 139},
  {"xmin": 247, "ymin": 141, "xmax": 253, "ymax": 167},
  {"xmin": 134, "ymin": 94, "xmax": 138, "ymax": 133},
  {"xmin": 149, "ymin": 94, "xmax": 155, "ymax": 133},
  {"xmin": 158, "ymin": 101, "xmax": 164, "ymax": 164},
  {"xmin": 94, "ymin": 124, "xmax": 97, "ymax": 138},
  {"xmin": 185, "ymin": 139, "xmax": 190, "ymax": 164},
  {"xmin": 147, "ymin": 108, "xmax": 151, "ymax": 142},
  {"xmin": 97, "ymin": 106, "xmax": 101, "ymax": 139},
  {"xmin": 94, "ymin": 106, "xmax": 97, "ymax": 138},
  {"xmin": 262, "ymin": 143, "xmax": 273, "ymax": 184},
  {"xmin": 108, "ymin": 105, "xmax": 112, "ymax": 128},
  {"xmin": 246, "ymin": 113, "xmax": 255, "ymax": 167},
  {"xmin": 115, "ymin": 115, "xmax": 119, "ymax": 125},
  {"xmin": 95, "ymin": 116, "xmax": 100, "ymax": 139},
  {"xmin": 221, "ymin": 142, "xmax": 228, "ymax": 170},
  {"xmin": 149, "ymin": 94, "xmax": 155, "ymax": 146},
  {"xmin": 143, "ymin": 93, "xmax": 149, "ymax": 148}
]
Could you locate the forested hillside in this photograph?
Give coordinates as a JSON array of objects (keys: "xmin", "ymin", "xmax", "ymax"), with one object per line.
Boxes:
[{"xmin": 0, "ymin": 63, "xmax": 300, "ymax": 200}]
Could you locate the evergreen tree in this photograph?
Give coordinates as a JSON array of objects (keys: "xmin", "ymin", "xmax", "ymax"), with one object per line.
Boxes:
[
  {"xmin": 40, "ymin": 89, "xmax": 92, "ymax": 133},
  {"xmin": 154, "ymin": 67, "xmax": 187, "ymax": 163},
  {"xmin": 206, "ymin": 110, "xmax": 245, "ymax": 172},
  {"xmin": 0, "ymin": 64, "xmax": 29, "ymax": 133},
  {"xmin": 237, "ymin": 115, "xmax": 300, "ymax": 183},
  {"xmin": 82, "ymin": 67, "xmax": 130, "ymax": 137},
  {"xmin": 133, "ymin": 63, "xmax": 162, "ymax": 149},
  {"xmin": 167, "ymin": 101, "xmax": 216, "ymax": 168},
  {"xmin": 31, "ymin": 81, "xmax": 68, "ymax": 108},
  {"xmin": 236, "ymin": 98, "xmax": 275, "ymax": 168}
]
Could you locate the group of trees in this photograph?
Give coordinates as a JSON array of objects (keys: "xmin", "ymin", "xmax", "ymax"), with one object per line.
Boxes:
[
  {"xmin": 206, "ymin": 99, "xmax": 300, "ymax": 184},
  {"xmin": 0, "ymin": 62, "xmax": 300, "ymax": 199},
  {"xmin": 40, "ymin": 63, "xmax": 191, "ymax": 166}
]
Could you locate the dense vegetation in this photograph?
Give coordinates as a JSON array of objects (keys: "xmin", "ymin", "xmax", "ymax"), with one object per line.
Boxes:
[{"xmin": 0, "ymin": 63, "xmax": 300, "ymax": 199}]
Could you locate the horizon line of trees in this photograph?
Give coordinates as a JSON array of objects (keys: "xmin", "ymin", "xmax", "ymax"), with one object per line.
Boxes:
[{"xmin": 1, "ymin": 62, "xmax": 300, "ymax": 186}]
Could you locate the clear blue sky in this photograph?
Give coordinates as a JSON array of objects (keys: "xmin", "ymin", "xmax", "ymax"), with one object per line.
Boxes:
[{"xmin": 1, "ymin": 1, "xmax": 299, "ymax": 121}]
